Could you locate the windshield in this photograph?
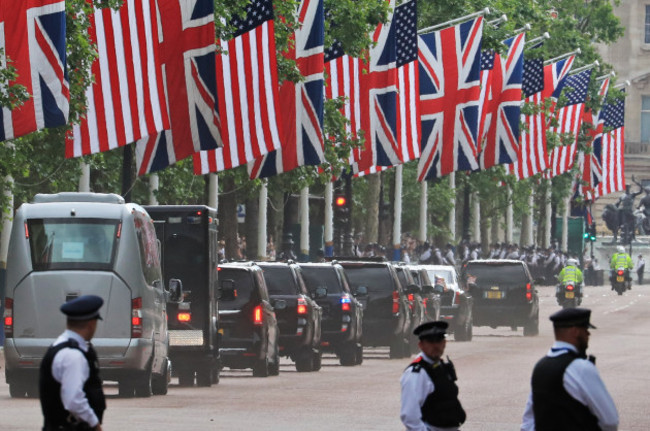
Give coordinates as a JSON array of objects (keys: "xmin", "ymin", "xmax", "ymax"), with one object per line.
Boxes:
[
  {"xmin": 259, "ymin": 266, "xmax": 297, "ymax": 295},
  {"xmin": 218, "ymin": 268, "xmax": 256, "ymax": 310},
  {"xmin": 301, "ymin": 267, "xmax": 343, "ymax": 294},
  {"xmin": 425, "ymin": 269, "xmax": 453, "ymax": 285},
  {"xmin": 344, "ymin": 266, "xmax": 394, "ymax": 292},
  {"xmin": 465, "ymin": 263, "xmax": 528, "ymax": 285},
  {"xmin": 28, "ymin": 218, "xmax": 119, "ymax": 271}
]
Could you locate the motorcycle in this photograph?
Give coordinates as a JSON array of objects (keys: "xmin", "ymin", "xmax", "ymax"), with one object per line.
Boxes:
[
  {"xmin": 611, "ymin": 267, "xmax": 631, "ymax": 295},
  {"xmin": 556, "ymin": 280, "xmax": 582, "ymax": 308}
]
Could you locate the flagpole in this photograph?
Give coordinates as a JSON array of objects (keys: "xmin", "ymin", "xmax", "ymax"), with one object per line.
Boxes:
[
  {"xmin": 544, "ymin": 48, "xmax": 581, "ymax": 65},
  {"xmin": 512, "ymin": 23, "xmax": 531, "ymax": 34},
  {"xmin": 488, "ymin": 14, "xmax": 507, "ymax": 27},
  {"xmin": 569, "ymin": 61, "xmax": 599, "ymax": 75},
  {"xmin": 524, "ymin": 32, "xmax": 550, "ymax": 47},
  {"xmin": 613, "ymin": 80, "xmax": 631, "ymax": 90},
  {"xmin": 596, "ymin": 71, "xmax": 615, "ymax": 81},
  {"xmin": 418, "ymin": 8, "xmax": 490, "ymax": 34}
]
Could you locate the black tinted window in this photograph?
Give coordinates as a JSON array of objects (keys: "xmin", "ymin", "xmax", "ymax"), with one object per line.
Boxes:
[
  {"xmin": 344, "ymin": 266, "xmax": 394, "ymax": 292},
  {"xmin": 301, "ymin": 267, "xmax": 342, "ymax": 294},
  {"xmin": 259, "ymin": 266, "xmax": 297, "ymax": 295},
  {"xmin": 466, "ymin": 263, "xmax": 528, "ymax": 285},
  {"xmin": 218, "ymin": 268, "xmax": 256, "ymax": 309}
]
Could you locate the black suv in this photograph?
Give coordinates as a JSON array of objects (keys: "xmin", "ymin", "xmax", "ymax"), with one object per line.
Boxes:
[
  {"xmin": 417, "ymin": 265, "xmax": 473, "ymax": 341},
  {"xmin": 217, "ymin": 262, "xmax": 281, "ymax": 376},
  {"xmin": 256, "ymin": 261, "xmax": 323, "ymax": 372},
  {"xmin": 338, "ymin": 259, "xmax": 411, "ymax": 359},
  {"xmin": 462, "ymin": 259, "xmax": 539, "ymax": 336},
  {"xmin": 394, "ymin": 264, "xmax": 429, "ymax": 354},
  {"xmin": 299, "ymin": 262, "xmax": 364, "ymax": 366}
]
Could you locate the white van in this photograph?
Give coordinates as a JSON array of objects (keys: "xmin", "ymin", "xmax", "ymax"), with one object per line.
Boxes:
[{"xmin": 3, "ymin": 193, "xmax": 175, "ymax": 398}]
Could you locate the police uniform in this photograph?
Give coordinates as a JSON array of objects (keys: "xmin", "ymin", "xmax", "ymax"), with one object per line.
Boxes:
[
  {"xmin": 39, "ymin": 295, "xmax": 106, "ymax": 431},
  {"xmin": 400, "ymin": 322, "xmax": 466, "ymax": 431},
  {"xmin": 521, "ymin": 308, "xmax": 618, "ymax": 431}
]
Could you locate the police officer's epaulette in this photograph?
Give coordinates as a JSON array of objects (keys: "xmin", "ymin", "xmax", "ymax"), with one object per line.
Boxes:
[
  {"xmin": 406, "ymin": 356, "xmax": 424, "ymax": 372},
  {"xmin": 65, "ymin": 338, "xmax": 80, "ymax": 349}
]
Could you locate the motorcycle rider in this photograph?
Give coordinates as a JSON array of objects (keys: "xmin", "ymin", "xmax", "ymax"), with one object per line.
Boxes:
[
  {"xmin": 610, "ymin": 245, "xmax": 633, "ymax": 290},
  {"xmin": 557, "ymin": 258, "xmax": 584, "ymax": 303}
]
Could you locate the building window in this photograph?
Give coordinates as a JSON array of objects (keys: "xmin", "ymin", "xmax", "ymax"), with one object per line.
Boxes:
[
  {"xmin": 646, "ymin": 6, "xmax": 650, "ymax": 43},
  {"xmin": 642, "ymin": 96, "xmax": 650, "ymax": 142}
]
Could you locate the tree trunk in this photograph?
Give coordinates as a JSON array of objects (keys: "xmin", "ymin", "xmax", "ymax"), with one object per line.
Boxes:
[
  {"xmin": 220, "ymin": 176, "xmax": 239, "ymax": 260},
  {"xmin": 365, "ymin": 173, "xmax": 380, "ymax": 244},
  {"xmin": 244, "ymin": 190, "xmax": 259, "ymax": 260},
  {"xmin": 268, "ymin": 186, "xmax": 284, "ymax": 249}
]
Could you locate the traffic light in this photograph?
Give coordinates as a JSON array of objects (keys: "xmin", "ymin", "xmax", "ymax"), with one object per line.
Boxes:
[
  {"xmin": 589, "ymin": 223, "xmax": 597, "ymax": 242},
  {"xmin": 334, "ymin": 194, "xmax": 349, "ymax": 226}
]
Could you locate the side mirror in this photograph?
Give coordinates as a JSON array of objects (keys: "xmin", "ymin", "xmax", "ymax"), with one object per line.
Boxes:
[
  {"xmin": 354, "ymin": 286, "xmax": 368, "ymax": 296},
  {"xmin": 219, "ymin": 279, "xmax": 237, "ymax": 301},
  {"xmin": 168, "ymin": 278, "xmax": 183, "ymax": 303},
  {"xmin": 406, "ymin": 284, "xmax": 421, "ymax": 295},
  {"xmin": 422, "ymin": 284, "xmax": 435, "ymax": 294},
  {"xmin": 272, "ymin": 298, "xmax": 287, "ymax": 310},
  {"xmin": 312, "ymin": 286, "xmax": 328, "ymax": 299}
]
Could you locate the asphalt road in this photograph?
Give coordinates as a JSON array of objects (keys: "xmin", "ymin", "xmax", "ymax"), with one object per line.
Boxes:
[{"xmin": 1, "ymin": 282, "xmax": 648, "ymax": 430}]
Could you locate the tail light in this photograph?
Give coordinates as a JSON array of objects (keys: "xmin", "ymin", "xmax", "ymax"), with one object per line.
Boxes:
[
  {"xmin": 24, "ymin": 222, "xmax": 29, "ymax": 239},
  {"xmin": 177, "ymin": 312, "xmax": 191, "ymax": 323},
  {"xmin": 341, "ymin": 294, "xmax": 351, "ymax": 312},
  {"xmin": 4, "ymin": 298, "xmax": 13, "ymax": 338},
  {"xmin": 617, "ymin": 270, "xmax": 624, "ymax": 276},
  {"xmin": 392, "ymin": 291, "xmax": 400, "ymax": 314},
  {"xmin": 566, "ymin": 285, "xmax": 574, "ymax": 291},
  {"xmin": 407, "ymin": 293, "xmax": 414, "ymax": 311},
  {"xmin": 525, "ymin": 283, "xmax": 533, "ymax": 302},
  {"xmin": 454, "ymin": 292, "xmax": 461, "ymax": 305},
  {"xmin": 253, "ymin": 305, "xmax": 263, "ymax": 325},
  {"xmin": 297, "ymin": 298, "xmax": 308, "ymax": 315},
  {"xmin": 422, "ymin": 297, "xmax": 428, "ymax": 310},
  {"xmin": 131, "ymin": 297, "xmax": 143, "ymax": 338}
]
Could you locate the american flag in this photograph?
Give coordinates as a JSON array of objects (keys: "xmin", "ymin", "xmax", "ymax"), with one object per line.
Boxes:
[
  {"xmin": 477, "ymin": 49, "xmax": 495, "ymax": 153},
  {"xmin": 594, "ymin": 93, "xmax": 625, "ymax": 198},
  {"xmin": 578, "ymin": 78, "xmax": 610, "ymax": 200},
  {"xmin": 505, "ymin": 58, "xmax": 546, "ymax": 179},
  {"xmin": 480, "ymin": 33, "xmax": 525, "ymax": 170},
  {"xmin": 1, "ymin": 0, "xmax": 68, "ymax": 142},
  {"xmin": 417, "ymin": 17, "xmax": 484, "ymax": 181},
  {"xmin": 193, "ymin": 0, "xmax": 282, "ymax": 175},
  {"xmin": 248, "ymin": 0, "xmax": 325, "ymax": 179},
  {"xmin": 547, "ymin": 69, "xmax": 593, "ymax": 178},
  {"xmin": 135, "ymin": 0, "xmax": 220, "ymax": 175},
  {"xmin": 354, "ymin": 0, "xmax": 400, "ymax": 173},
  {"xmin": 66, "ymin": 0, "xmax": 169, "ymax": 157},
  {"xmin": 354, "ymin": 0, "xmax": 419, "ymax": 177}
]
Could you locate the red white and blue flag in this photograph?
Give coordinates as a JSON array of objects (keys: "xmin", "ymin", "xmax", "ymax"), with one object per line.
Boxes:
[
  {"xmin": 135, "ymin": 0, "xmax": 220, "ymax": 175},
  {"xmin": 594, "ymin": 94, "xmax": 625, "ymax": 198},
  {"xmin": 547, "ymin": 69, "xmax": 593, "ymax": 178},
  {"xmin": 194, "ymin": 0, "xmax": 282, "ymax": 175},
  {"xmin": 66, "ymin": 0, "xmax": 169, "ymax": 157},
  {"xmin": 1, "ymin": 0, "xmax": 68, "ymax": 142},
  {"xmin": 479, "ymin": 33, "xmax": 525, "ymax": 169},
  {"xmin": 417, "ymin": 17, "xmax": 484, "ymax": 181},
  {"xmin": 248, "ymin": 0, "xmax": 325, "ymax": 178},
  {"xmin": 354, "ymin": 0, "xmax": 400, "ymax": 173}
]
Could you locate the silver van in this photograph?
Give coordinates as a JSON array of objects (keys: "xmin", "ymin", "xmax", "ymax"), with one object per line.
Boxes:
[{"xmin": 3, "ymin": 193, "xmax": 175, "ymax": 398}]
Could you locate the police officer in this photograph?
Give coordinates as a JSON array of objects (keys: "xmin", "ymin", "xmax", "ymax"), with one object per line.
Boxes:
[
  {"xmin": 610, "ymin": 245, "xmax": 633, "ymax": 289},
  {"xmin": 557, "ymin": 258, "xmax": 584, "ymax": 298},
  {"xmin": 39, "ymin": 295, "xmax": 106, "ymax": 431},
  {"xmin": 521, "ymin": 308, "xmax": 618, "ymax": 431},
  {"xmin": 400, "ymin": 321, "xmax": 466, "ymax": 431}
]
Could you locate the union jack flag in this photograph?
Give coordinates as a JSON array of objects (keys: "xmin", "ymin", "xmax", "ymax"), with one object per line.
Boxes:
[
  {"xmin": 193, "ymin": 0, "xmax": 282, "ymax": 175},
  {"xmin": 354, "ymin": 0, "xmax": 400, "ymax": 173},
  {"xmin": 577, "ymin": 77, "xmax": 610, "ymax": 200},
  {"xmin": 135, "ymin": 0, "xmax": 220, "ymax": 175},
  {"xmin": 417, "ymin": 17, "xmax": 484, "ymax": 181},
  {"xmin": 1, "ymin": 0, "xmax": 68, "ymax": 142},
  {"xmin": 354, "ymin": 0, "xmax": 419, "ymax": 177},
  {"xmin": 505, "ymin": 58, "xmax": 546, "ymax": 179},
  {"xmin": 479, "ymin": 33, "xmax": 525, "ymax": 169},
  {"xmin": 248, "ymin": 0, "xmax": 325, "ymax": 179},
  {"xmin": 66, "ymin": 0, "xmax": 169, "ymax": 158},
  {"xmin": 547, "ymin": 69, "xmax": 592, "ymax": 178},
  {"xmin": 594, "ymin": 93, "xmax": 625, "ymax": 198},
  {"xmin": 543, "ymin": 56, "xmax": 575, "ymax": 111}
]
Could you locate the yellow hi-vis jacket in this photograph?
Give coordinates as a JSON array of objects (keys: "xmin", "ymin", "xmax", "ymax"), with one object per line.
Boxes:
[
  {"xmin": 558, "ymin": 266, "xmax": 583, "ymax": 284},
  {"xmin": 610, "ymin": 253, "xmax": 633, "ymax": 270}
]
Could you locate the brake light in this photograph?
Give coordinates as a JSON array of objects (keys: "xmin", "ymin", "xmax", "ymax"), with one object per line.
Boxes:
[
  {"xmin": 617, "ymin": 270, "xmax": 624, "ymax": 276},
  {"xmin": 392, "ymin": 291, "xmax": 400, "ymax": 314},
  {"xmin": 297, "ymin": 298, "xmax": 308, "ymax": 315},
  {"xmin": 454, "ymin": 292, "xmax": 461, "ymax": 305},
  {"xmin": 407, "ymin": 293, "xmax": 414, "ymax": 302},
  {"xmin": 4, "ymin": 298, "xmax": 13, "ymax": 338},
  {"xmin": 525, "ymin": 283, "xmax": 532, "ymax": 302},
  {"xmin": 177, "ymin": 312, "xmax": 191, "ymax": 323},
  {"xmin": 566, "ymin": 285, "xmax": 574, "ymax": 291},
  {"xmin": 341, "ymin": 294, "xmax": 351, "ymax": 312},
  {"xmin": 253, "ymin": 305, "xmax": 263, "ymax": 325},
  {"xmin": 24, "ymin": 222, "xmax": 29, "ymax": 239},
  {"xmin": 422, "ymin": 297, "xmax": 428, "ymax": 309},
  {"xmin": 116, "ymin": 222, "xmax": 122, "ymax": 238},
  {"xmin": 131, "ymin": 297, "xmax": 143, "ymax": 338}
]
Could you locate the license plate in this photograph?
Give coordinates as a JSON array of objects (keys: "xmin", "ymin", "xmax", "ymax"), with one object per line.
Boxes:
[
  {"xmin": 486, "ymin": 291, "xmax": 502, "ymax": 299},
  {"xmin": 616, "ymin": 276, "xmax": 624, "ymax": 282},
  {"xmin": 565, "ymin": 292, "xmax": 575, "ymax": 299}
]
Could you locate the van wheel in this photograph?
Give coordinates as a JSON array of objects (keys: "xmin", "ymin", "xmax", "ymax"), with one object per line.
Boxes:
[
  {"xmin": 118, "ymin": 380, "xmax": 135, "ymax": 398},
  {"xmin": 389, "ymin": 336, "xmax": 405, "ymax": 359},
  {"xmin": 311, "ymin": 350, "xmax": 322, "ymax": 372},
  {"xmin": 269, "ymin": 344, "xmax": 280, "ymax": 376},
  {"xmin": 9, "ymin": 382, "xmax": 28, "ymax": 398},
  {"xmin": 523, "ymin": 314, "xmax": 539, "ymax": 337},
  {"xmin": 355, "ymin": 343, "xmax": 364, "ymax": 365},
  {"xmin": 196, "ymin": 367, "xmax": 212, "ymax": 387},
  {"xmin": 252, "ymin": 356, "xmax": 270, "ymax": 377},
  {"xmin": 134, "ymin": 370, "xmax": 152, "ymax": 398},
  {"xmin": 152, "ymin": 359, "xmax": 170, "ymax": 395},
  {"xmin": 212, "ymin": 366, "xmax": 221, "ymax": 384},
  {"xmin": 295, "ymin": 347, "xmax": 314, "ymax": 372},
  {"xmin": 178, "ymin": 369, "xmax": 195, "ymax": 387},
  {"xmin": 339, "ymin": 342, "xmax": 357, "ymax": 366}
]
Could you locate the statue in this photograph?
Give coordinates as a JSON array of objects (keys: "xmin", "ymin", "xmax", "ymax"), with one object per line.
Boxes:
[
  {"xmin": 602, "ymin": 204, "xmax": 621, "ymax": 243},
  {"xmin": 633, "ymin": 178, "xmax": 650, "ymax": 234}
]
